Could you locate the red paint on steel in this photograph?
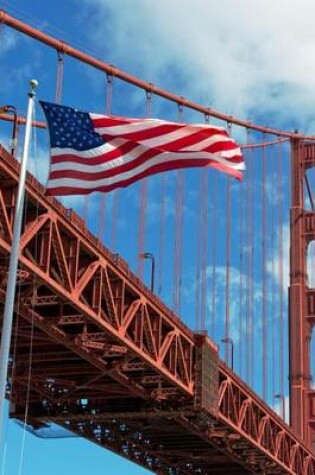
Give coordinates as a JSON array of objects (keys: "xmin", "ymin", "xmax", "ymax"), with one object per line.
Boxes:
[
  {"xmin": 289, "ymin": 141, "xmax": 315, "ymax": 446},
  {"xmin": 1, "ymin": 143, "xmax": 315, "ymax": 472},
  {"xmin": 261, "ymin": 142, "xmax": 267, "ymax": 401}
]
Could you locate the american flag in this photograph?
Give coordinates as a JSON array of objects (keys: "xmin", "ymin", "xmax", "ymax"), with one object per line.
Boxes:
[{"xmin": 40, "ymin": 101, "xmax": 245, "ymax": 196}]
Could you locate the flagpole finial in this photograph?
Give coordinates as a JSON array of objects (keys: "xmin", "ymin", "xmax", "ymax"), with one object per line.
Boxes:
[{"xmin": 29, "ymin": 79, "xmax": 38, "ymax": 92}]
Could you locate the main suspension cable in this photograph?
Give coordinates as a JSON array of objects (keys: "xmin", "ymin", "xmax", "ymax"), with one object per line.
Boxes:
[{"xmin": 1, "ymin": 9, "xmax": 314, "ymax": 140}]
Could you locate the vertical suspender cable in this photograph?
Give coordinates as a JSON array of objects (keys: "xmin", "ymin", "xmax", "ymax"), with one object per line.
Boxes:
[
  {"xmin": 200, "ymin": 113, "xmax": 210, "ymax": 331},
  {"xmin": 78, "ymin": 50, "xmax": 89, "ymax": 223},
  {"xmin": 238, "ymin": 151, "xmax": 245, "ymax": 377},
  {"xmin": 195, "ymin": 171, "xmax": 202, "ymax": 330},
  {"xmin": 106, "ymin": 74, "xmax": 113, "ymax": 115},
  {"xmin": 201, "ymin": 170, "xmax": 209, "ymax": 331},
  {"xmin": 158, "ymin": 173, "xmax": 166, "ymax": 295},
  {"xmin": 110, "ymin": 190, "xmax": 119, "ymax": 250},
  {"xmin": 98, "ymin": 74, "xmax": 114, "ymax": 243},
  {"xmin": 55, "ymin": 51, "xmax": 64, "ymax": 105},
  {"xmin": 245, "ymin": 129, "xmax": 251, "ymax": 384},
  {"xmin": 225, "ymin": 123, "xmax": 232, "ymax": 364},
  {"xmin": 271, "ymin": 142, "xmax": 277, "ymax": 403},
  {"xmin": 211, "ymin": 170, "xmax": 217, "ymax": 340},
  {"xmin": 137, "ymin": 180, "xmax": 148, "ymax": 278},
  {"xmin": 55, "ymin": 51, "xmax": 64, "ymax": 104},
  {"xmin": 201, "ymin": 173, "xmax": 208, "ymax": 330},
  {"xmin": 137, "ymin": 91, "xmax": 151, "ymax": 277},
  {"xmin": 173, "ymin": 103, "xmax": 184, "ymax": 314},
  {"xmin": 101, "ymin": 74, "xmax": 119, "ymax": 250},
  {"xmin": 278, "ymin": 140, "xmax": 284, "ymax": 399},
  {"xmin": 249, "ymin": 140, "xmax": 254, "ymax": 387},
  {"xmin": 225, "ymin": 176, "xmax": 231, "ymax": 363},
  {"xmin": 262, "ymin": 138, "xmax": 267, "ymax": 401}
]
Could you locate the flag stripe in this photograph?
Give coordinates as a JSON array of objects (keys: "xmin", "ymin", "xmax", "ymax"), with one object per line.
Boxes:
[
  {"xmin": 47, "ymin": 159, "xmax": 243, "ymax": 195},
  {"xmin": 48, "ymin": 151, "xmax": 244, "ymax": 186},
  {"xmin": 40, "ymin": 101, "xmax": 245, "ymax": 196},
  {"xmin": 49, "ymin": 148, "xmax": 244, "ymax": 180}
]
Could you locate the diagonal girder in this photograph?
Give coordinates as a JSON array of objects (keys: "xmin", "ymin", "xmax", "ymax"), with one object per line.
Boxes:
[{"xmin": 0, "ymin": 187, "xmax": 13, "ymax": 241}]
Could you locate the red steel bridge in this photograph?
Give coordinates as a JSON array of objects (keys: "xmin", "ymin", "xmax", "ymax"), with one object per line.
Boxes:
[{"xmin": 2, "ymin": 9, "xmax": 315, "ymax": 475}]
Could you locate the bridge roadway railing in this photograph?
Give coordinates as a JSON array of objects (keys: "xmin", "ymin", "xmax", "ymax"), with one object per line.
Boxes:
[{"xmin": 0, "ymin": 144, "xmax": 315, "ymax": 474}]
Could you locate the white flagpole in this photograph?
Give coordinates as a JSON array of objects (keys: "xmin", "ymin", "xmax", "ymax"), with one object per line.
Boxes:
[{"xmin": 0, "ymin": 79, "xmax": 38, "ymax": 444}]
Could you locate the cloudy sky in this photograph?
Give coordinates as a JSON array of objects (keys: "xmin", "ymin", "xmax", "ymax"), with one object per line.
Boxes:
[
  {"xmin": 78, "ymin": 0, "xmax": 315, "ymax": 131},
  {"xmin": 1, "ymin": 0, "xmax": 315, "ymax": 474}
]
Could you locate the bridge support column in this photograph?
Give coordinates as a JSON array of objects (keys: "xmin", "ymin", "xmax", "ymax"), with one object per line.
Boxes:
[{"xmin": 289, "ymin": 139, "xmax": 315, "ymax": 447}]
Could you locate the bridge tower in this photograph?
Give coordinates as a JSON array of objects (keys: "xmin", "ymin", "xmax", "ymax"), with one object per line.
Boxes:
[{"xmin": 290, "ymin": 139, "xmax": 315, "ymax": 447}]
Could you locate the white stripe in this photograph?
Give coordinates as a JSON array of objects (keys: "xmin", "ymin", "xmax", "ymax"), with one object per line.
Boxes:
[
  {"xmin": 90, "ymin": 113, "xmax": 226, "ymax": 132},
  {"xmin": 51, "ymin": 141, "xmax": 148, "ymax": 171},
  {"xmin": 51, "ymin": 134, "xmax": 239, "ymax": 165},
  {"xmin": 138, "ymin": 125, "xmax": 205, "ymax": 148},
  {"xmin": 50, "ymin": 146, "xmax": 243, "ymax": 175},
  {"xmin": 94, "ymin": 119, "xmax": 167, "ymax": 136},
  {"xmin": 180, "ymin": 134, "xmax": 232, "ymax": 151},
  {"xmin": 48, "ymin": 150, "xmax": 244, "ymax": 190},
  {"xmin": 51, "ymin": 137, "xmax": 133, "ymax": 159},
  {"xmin": 93, "ymin": 120, "xmax": 228, "ymax": 150}
]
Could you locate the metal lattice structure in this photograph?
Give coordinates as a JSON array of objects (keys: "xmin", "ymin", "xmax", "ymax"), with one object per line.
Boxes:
[
  {"xmin": 289, "ymin": 141, "xmax": 315, "ymax": 447},
  {"xmin": 1, "ymin": 145, "xmax": 315, "ymax": 473}
]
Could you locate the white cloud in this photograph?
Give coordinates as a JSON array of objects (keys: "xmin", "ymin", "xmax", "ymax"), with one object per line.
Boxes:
[
  {"xmin": 272, "ymin": 394, "xmax": 290, "ymax": 424},
  {"xmin": 81, "ymin": 0, "xmax": 315, "ymax": 134},
  {"xmin": 0, "ymin": 29, "xmax": 18, "ymax": 57},
  {"xmin": 266, "ymin": 223, "xmax": 290, "ymax": 290}
]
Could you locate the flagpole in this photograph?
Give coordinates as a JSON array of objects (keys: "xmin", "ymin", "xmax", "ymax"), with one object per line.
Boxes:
[{"xmin": 0, "ymin": 79, "xmax": 38, "ymax": 444}]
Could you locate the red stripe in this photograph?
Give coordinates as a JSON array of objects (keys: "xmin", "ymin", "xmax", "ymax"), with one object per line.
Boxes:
[
  {"xmin": 99, "ymin": 123, "xmax": 180, "ymax": 141},
  {"xmin": 51, "ymin": 138, "xmax": 242, "ymax": 168},
  {"xmin": 93, "ymin": 116, "xmax": 229, "ymax": 136},
  {"xmin": 49, "ymin": 157, "xmax": 242, "ymax": 183},
  {"xmin": 50, "ymin": 146, "xmax": 159, "ymax": 179},
  {"xmin": 51, "ymin": 140, "xmax": 136, "ymax": 165},
  {"xmin": 49, "ymin": 146, "xmax": 242, "ymax": 181},
  {"xmin": 46, "ymin": 160, "xmax": 242, "ymax": 196},
  {"xmin": 99, "ymin": 123, "xmax": 229, "ymax": 144},
  {"xmin": 92, "ymin": 117, "xmax": 132, "ymax": 127}
]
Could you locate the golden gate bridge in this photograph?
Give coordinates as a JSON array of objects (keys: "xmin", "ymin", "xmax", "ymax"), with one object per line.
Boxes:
[{"xmin": 1, "ymin": 9, "xmax": 315, "ymax": 474}]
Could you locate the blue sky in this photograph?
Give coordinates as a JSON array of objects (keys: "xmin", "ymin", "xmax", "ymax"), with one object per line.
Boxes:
[{"xmin": 1, "ymin": 0, "xmax": 315, "ymax": 473}]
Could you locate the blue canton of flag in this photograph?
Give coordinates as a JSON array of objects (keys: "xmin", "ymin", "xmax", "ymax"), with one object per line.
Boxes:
[{"xmin": 40, "ymin": 101, "xmax": 103, "ymax": 151}]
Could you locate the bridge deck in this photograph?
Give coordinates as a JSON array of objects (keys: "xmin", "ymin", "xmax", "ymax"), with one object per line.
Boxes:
[{"xmin": 0, "ymin": 144, "xmax": 315, "ymax": 474}]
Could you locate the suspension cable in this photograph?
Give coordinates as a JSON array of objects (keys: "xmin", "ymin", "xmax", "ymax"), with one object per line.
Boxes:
[
  {"xmin": 97, "ymin": 74, "xmax": 114, "ymax": 243},
  {"xmin": 271, "ymin": 143, "xmax": 277, "ymax": 405},
  {"xmin": 2, "ymin": 9, "xmax": 315, "ymax": 140},
  {"xmin": 137, "ymin": 90, "xmax": 151, "ymax": 278},
  {"xmin": 201, "ymin": 163, "xmax": 209, "ymax": 331},
  {"xmin": 224, "ymin": 123, "xmax": 232, "ymax": 364},
  {"xmin": 103, "ymin": 75, "xmax": 119, "ymax": 251},
  {"xmin": 195, "ymin": 171, "xmax": 202, "ymax": 330},
  {"xmin": 238, "ymin": 152, "xmax": 245, "ymax": 377},
  {"xmin": 261, "ymin": 136, "xmax": 267, "ymax": 401},
  {"xmin": 173, "ymin": 103, "xmax": 185, "ymax": 314},
  {"xmin": 211, "ymin": 169, "xmax": 218, "ymax": 340},
  {"xmin": 245, "ymin": 128, "xmax": 252, "ymax": 384},
  {"xmin": 158, "ymin": 172, "xmax": 166, "ymax": 295},
  {"xmin": 55, "ymin": 50, "xmax": 64, "ymax": 104},
  {"xmin": 249, "ymin": 141, "xmax": 255, "ymax": 388},
  {"xmin": 278, "ymin": 139, "xmax": 284, "ymax": 400}
]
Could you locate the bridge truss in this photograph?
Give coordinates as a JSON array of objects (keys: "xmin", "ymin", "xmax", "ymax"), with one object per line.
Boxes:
[{"xmin": 1, "ymin": 145, "xmax": 315, "ymax": 474}]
